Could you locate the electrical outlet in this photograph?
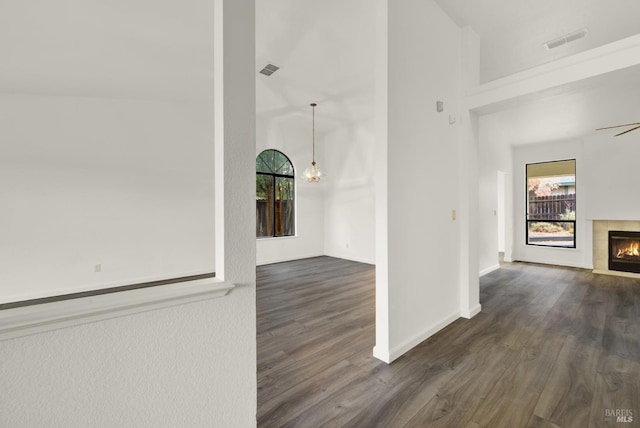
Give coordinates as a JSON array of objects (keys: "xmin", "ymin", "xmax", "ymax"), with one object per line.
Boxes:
[
  {"xmin": 452, "ymin": 209, "xmax": 457, "ymax": 221},
  {"xmin": 95, "ymin": 263, "xmax": 101, "ymax": 273}
]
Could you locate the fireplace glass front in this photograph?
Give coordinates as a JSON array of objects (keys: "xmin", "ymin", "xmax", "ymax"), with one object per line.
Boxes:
[{"xmin": 609, "ymin": 230, "xmax": 640, "ymax": 274}]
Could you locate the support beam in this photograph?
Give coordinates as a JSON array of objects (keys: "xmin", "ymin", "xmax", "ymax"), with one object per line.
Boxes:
[
  {"xmin": 465, "ymin": 34, "xmax": 640, "ymax": 112},
  {"xmin": 458, "ymin": 27, "xmax": 481, "ymax": 319},
  {"xmin": 213, "ymin": 0, "xmax": 257, "ymax": 423}
]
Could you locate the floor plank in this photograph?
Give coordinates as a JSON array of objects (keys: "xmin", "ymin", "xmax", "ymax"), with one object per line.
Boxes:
[
  {"xmin": 533, "ymin": 335, "xmax": 600, "ymax": 427},
  {"xmin": 257, "ymin": 257, "xmax": 640, "ymax": 427}
]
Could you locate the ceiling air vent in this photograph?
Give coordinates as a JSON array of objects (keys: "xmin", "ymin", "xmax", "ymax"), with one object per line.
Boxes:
[
  {"xmin": 259, "ymin": 64, "xmax": 280, "ymax": 76},
  {"xmin": 544, "ymin": 28, "xmax": 588, "ymax": 50}
]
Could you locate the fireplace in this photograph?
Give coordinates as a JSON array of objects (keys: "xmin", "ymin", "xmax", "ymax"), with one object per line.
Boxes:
[{"xmin": 609, "ymin": 230, "xmax": 640, "ymax": 274}]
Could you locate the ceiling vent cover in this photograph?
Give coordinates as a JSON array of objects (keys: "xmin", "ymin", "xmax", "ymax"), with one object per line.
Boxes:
[
  {"xmin": 259, "ymin": 64, "xmax": 280, "ymax": 76},
  {"xmin": 544, "ymin": 28, "xmax": 588, "ymax": 50}
]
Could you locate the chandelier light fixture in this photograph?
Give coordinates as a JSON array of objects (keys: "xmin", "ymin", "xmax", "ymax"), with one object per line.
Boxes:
[{"xmin": 304, "ymin": 103, "xmax": 324, "ymax": 183}]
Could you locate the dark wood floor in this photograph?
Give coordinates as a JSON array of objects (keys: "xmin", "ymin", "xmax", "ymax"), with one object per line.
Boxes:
[{"xmin": 257, "ymin": 256, "xmax": 640, "ymax": 428}]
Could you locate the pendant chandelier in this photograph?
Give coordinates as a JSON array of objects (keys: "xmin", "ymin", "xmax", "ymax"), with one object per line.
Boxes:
[{"xmin": 304, "ymin": 103, "xmax": 323, "ymax": 183}]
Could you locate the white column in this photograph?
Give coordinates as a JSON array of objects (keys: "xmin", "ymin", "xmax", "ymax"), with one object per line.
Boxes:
[
  {"xmin": 214, "ymin": 0, "xmax": 256, "ymax": 284},
  {"xmin": 214, "ymin": 0, "xmax": 257, "ymax": 421},
  {"xmin": 459, "ymin": 26, "xmax": 481, "ymax": 318},
  {"xmin": 375, "ymin": 0, "xmax": 472, "ymax": 363},
  {"xmin": 373, "ymin": 0, "xmax": 391, "ymax": 363}
]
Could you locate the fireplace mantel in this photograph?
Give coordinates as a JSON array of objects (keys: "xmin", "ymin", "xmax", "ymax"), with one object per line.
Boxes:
[{"xmin": 593, "ymin": 220, "xmax": 640, "ymax": 278}]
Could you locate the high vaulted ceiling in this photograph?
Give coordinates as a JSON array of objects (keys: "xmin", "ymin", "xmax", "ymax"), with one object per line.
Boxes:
[
  {"xmin": 434, "ymin": 0, "xmax": 640, "ymax": 83},
  {"xmin": 257, "ymin": 1, "xmax": 640, "ymax": 145},
  {"xmin": 256, "ymin": 0, "xmax": 375, "ymax": 132},
  {"xmin": 436, "ymin": 0, "xmax": 640, "ymax": 144},
  {"xmin": 4, "ymin": 1, "xmax": 638, "ymax": 144}
]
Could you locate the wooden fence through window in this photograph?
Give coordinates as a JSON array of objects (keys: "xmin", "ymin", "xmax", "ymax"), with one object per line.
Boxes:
[
  {"xmin": 256, "ymin": 200, "xmax": 294, "ymax": 237},
  {"xmin": 528, "ymin": 194, "xmax": 576, "ymax": 220}
]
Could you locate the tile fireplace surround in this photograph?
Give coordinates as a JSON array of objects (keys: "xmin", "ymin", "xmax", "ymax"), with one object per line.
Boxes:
[{"xmin": 593, "ymin": 220, "xmax": 640, "ymax": 278}]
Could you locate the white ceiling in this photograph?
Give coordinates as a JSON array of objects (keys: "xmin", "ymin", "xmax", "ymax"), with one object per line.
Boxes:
[
  {"xmin": 434, "ymin": 0, "xmax": 640, "ymax": 82},
  {"xmin": 433, "ymin": 0, "xmax": 640, "ymax": 144},
  {"xmin": 477, "ymin": 64, "xmax": 640, "ymax": 145},
  {"xmin": 3, "ymin": 1, "xmax": 638, "ymax": 144},
  {"xmin": 257, "ymin": 0, "xmax": 640, "ymax": 145},
  {"xmin": 256, "ymin": 0, "xmax": 375, "ymax": 132}
]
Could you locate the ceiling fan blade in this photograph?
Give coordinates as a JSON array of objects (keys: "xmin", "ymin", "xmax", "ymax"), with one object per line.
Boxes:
[
  {"xmin": 614, "ymin": 124, "xmax": 640, "ymax": 137},
  {"xmin": 596, "ymin": 122, "xmax": 640, "ymax": 131}
]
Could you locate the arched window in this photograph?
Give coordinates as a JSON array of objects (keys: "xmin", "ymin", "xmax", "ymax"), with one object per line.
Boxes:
[{"xmin": 256, "ymin": 149, "xmax": 295, "ymax": 237}]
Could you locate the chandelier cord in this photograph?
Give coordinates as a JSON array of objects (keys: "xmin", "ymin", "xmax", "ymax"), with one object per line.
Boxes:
[
  {"xmin": 304, "ymin": 102, "xmax": 321, "ymax": 183},
  {"xmin": 312, "ymin": 103, "xmax": 316, "ymax": 165}
]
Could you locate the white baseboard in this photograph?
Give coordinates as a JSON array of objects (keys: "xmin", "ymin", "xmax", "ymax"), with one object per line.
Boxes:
[
  {"xmin": 503, "ymin": 257, "xmax": 514, "ymax": 262},
  {"xmin": 386, "ymin": 311, "xmax": 460, "ymax": 363},
  {"xmin": 323, "ymin": 252, "xmax": 375, "ymax": 265},
  {"xmin": 256, "ymin": 253, "xmax": 325, "ymax": 266},
  {"xmin": 461, "ymin": 303, "xmax": 481, "ymax": 319},
  {"xmin": 479, "ymin": 264, "xmax": 500, "ymax": 276},
  {"xmin": 258, "ymin": 253, "xmax": 375, "ymax": 267},
  {"xmin": 372, "ymin": 345, "xmax": 391, "ymax": 364},
  {"xmin": 510, "ymin": 256, "xmax": 591, "ymax": 270}
]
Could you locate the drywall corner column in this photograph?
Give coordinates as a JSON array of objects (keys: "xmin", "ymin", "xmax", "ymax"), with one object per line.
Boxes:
[
  {"xmin": 213, "ymin": 0, "xmax": 257, "ymax": 423},
  {"xmin": 458, "ymin": 110, "xmax": 481, "ymax": 318},
  {"xmin": 373, "ymin": 0, "xmax": 391, "ymax": 363},
  {"xmin": 504, "ymin": 166, "xmax": 515, "ymax": 262},
  {"xmin": 376, "ymin": 0, "xmax": 465, "ymax": 363},
  {"xmin": 459, "ymin": 26, "xmax": 481, "ymax": 318}
]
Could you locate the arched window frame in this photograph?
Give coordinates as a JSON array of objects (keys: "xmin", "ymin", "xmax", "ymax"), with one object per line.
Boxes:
[{"xmin": 256, "ymin": 149, "xmax": 295, "ymax": 238}]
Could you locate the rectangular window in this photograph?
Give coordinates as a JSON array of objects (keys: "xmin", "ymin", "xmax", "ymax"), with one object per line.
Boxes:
[
  {"xmin": 256, "ymin": 173, "xmax": 275, "ymax": 237},
  {"xmin": 275, "ymin": 176, "xmax": 295, "ymax": 236},
  {"xmin": 256, "ymin": 174, "xmax": 295, "ymax": 238},
  {"xmin": 526, "ymin": 159, "xmax": 576, "ymax": 248}
]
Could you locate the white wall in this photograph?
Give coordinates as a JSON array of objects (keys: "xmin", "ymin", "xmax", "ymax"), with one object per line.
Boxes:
[
  {"xmin": 323, "ymin": 117, "xmax": 376, "ymax": 264},
  {"xmin": 512, "ymin": 139, "xmax": 593, "ymax": 269},
  {"xmin": 508, "ymin": 129, "xmax": 640, "ymax": 270},
  {"xmin": 0, "ymin": 0, "xmax": 257, "ymax": 425},
  {"xmin": 0, "ymin": 294, "xmax": 255, "ymax": 427},
  {"xmin": 0, "ymin": 94, "xmax": 215, "ymax": 303},
  {"xmin": 375, "ymin": 0, "xmax": 465, "ymax": 362},
  {"xmin": 477, "ymin": 115, "xmax": 513, "ymax": 274},
  {"xmin": 583, "ymin": 131, "xmax": 640, "ymax": 220},
  {"xmin": 255, "ymin": 116, "xmax": 325, "ymax": 265},
  {"xmin": 254, "ymin": 0, "xmax": 376, "ymax": 267}
]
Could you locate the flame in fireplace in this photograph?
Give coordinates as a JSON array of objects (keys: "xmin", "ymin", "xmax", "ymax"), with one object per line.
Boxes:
[{"xmin": 616, "ymin": 241, "xmax": 640, "ymax": 258}]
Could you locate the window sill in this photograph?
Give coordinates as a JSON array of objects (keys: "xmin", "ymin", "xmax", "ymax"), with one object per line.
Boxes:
[
  {"xmin": 0, "ymin": 278, "xmax": 234, "ymax": 341},
  {"xmin": 525, "ymin": 244, "xmax": 578, "ymax": 250}
]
